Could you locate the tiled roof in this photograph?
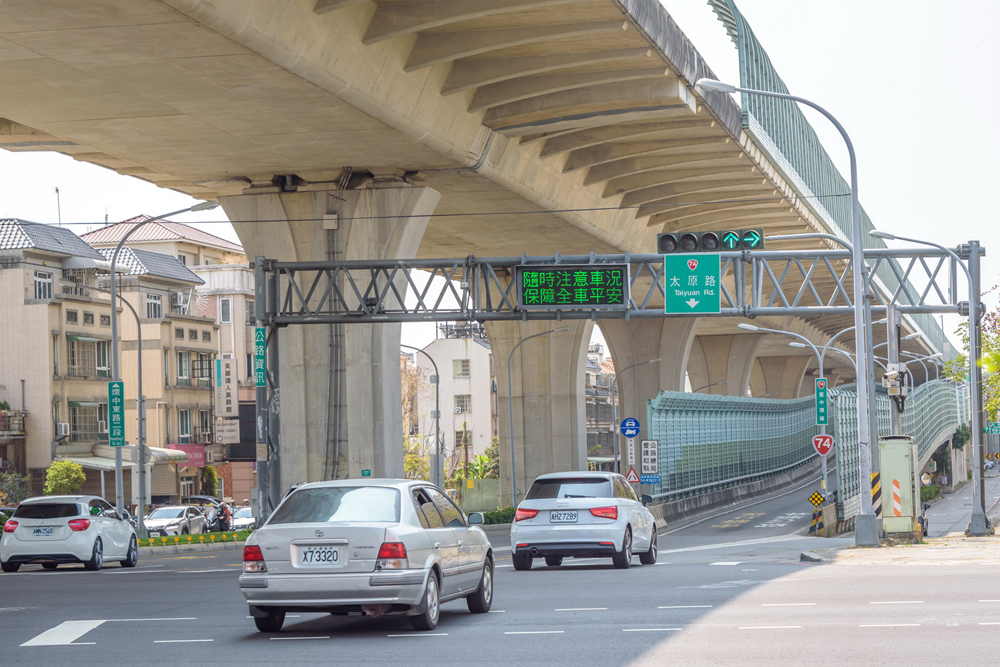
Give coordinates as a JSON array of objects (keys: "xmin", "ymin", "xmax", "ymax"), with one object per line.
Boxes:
[
  {"xmin": 599, "ymin": 359, "xmax": 616, "ymax": 376},
  {"xmin": 80, "ymin": 216, "xmax": 244, "ymax": 253},
  {"xmin": 98, "ymin": 247, "xmax": 204, "ymax": 285},
  {"xmin": 0, "ymin": 218, "xmax": 105, "ymax": 259}
]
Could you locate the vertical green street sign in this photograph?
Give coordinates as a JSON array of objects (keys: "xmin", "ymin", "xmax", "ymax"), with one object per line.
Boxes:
[
  {"xmin": 815, "ymin": 378, "xmax": 829, "ymax": 425},
  {"xmin": 663, "ymin": 255, "xmax": 721, "ymax": 314},
  {"xmin": 107, "ymin": 381, "xmax": 125, "ymax": 447},
  {"xmin": 254, "ymin": 327, "xmax": 266, "ymax": 388}
]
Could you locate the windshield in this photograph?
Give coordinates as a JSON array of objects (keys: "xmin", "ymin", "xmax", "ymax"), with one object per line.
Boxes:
[
  {"xmin": 13, "ymin": 503, "xmax": 82, "ymax": 519},
  {"xmin": 268, "ymin": 487, "xmax": 400, "ymax": 525},
  {"xmin": 525, "ymin": 478, "xmax": 613, "ymax": 500},
  {"xmin": 234, "ymin": 508, "xmax": 253, "ymax": 519},
  {"xmin": 147, "ymin": 508, "xmax": 185, "ymax": 520}
]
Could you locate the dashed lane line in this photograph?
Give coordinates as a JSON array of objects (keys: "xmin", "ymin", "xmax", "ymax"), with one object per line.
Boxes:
[
  {"xmin": 869, "ymin": 601, "xmax": 923, "ymax": 605},
  {"xmin": 658, "ymin": 605, "xmax": 712, "ymax": 609},
  {"xmin": 504, "ymin": 631, "xmax": 564, "ymax": 635},
  {"xmin": 623, "ymin": 628, "xmax": 681, "ymax": 632},
  {"xmin": 859, "ymin": 624, "xmax": 920, "ymax": 628},
  {"xmin": 555, "ymin": 608, "xmax": 607, "ymax": 612},
  {"xmin": 387, "ymin": 633, "xmax": 448, "ymax": 637},
  {"xmin": 762, "ymin": 603, "xmax": 816, "ymax": 607},
  {"xmin": 269, "ymin": 636, "xmax": 330, "ymax": 641},
  {"xmin": 739, "ymin": 626, "xmax": 801, "ymax": 630},
  {"xmin": 154, "ymin": 639, "xmax": 213, "ymax": 643}
]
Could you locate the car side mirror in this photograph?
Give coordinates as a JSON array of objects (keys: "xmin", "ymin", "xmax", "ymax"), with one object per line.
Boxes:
[
  {"xmin": 641, "ymin": 494, "xmax": 652, "ymax": 507},
  {"xmin": 467, "ymin": 512, "xmax": 484, "ymax": 525}
]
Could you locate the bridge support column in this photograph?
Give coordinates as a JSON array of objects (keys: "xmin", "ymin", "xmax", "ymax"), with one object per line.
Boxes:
[
  {"xmin": 687, "ymin": 334, "xmax": 764, "ymax": 396},
  {"xmin": 599, "ymin": 318, "xmax": 699, "ymax": 444},
  {"xmin": 486, "ymin": 320, "xmax": 592, "ymax": 507},
  {"xmin": 221, "ymin": 181, "xmax": 441, "ymax": 493},
  {"xmin": 751, "ymin": 356, "xmax": 812, "ymax": 398}
]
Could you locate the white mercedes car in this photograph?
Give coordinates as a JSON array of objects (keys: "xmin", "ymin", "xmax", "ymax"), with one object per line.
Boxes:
[
  {"xmin": 1, "ymin": 495, "xmax": 138, "ymax": 572},
  {"xmin": 509, "ymin": 471, "xmax": 657, "ymax": 570},
  {"xmin": 239, "ymin": 479, "xmax": 494, "ymax": 633}
]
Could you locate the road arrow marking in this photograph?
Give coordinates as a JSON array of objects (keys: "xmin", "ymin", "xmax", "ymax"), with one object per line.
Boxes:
[
  {"xmin": 21, "ymin": 620, "xmax": 105, "ymax": 646},
  {"xmin": 685, "ymin": 298, "xmax": 700, "ymax": 308}
]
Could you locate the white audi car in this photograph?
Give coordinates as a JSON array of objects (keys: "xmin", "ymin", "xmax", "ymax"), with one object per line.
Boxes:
[
  {"xmin": 509, "ymin": 472, "xmax": 657, "ymax": 570},
  {"xmin": 1, "ymin": 495, "xmax": 138, "ymax": 572},
  {"xmin": 239, "ymin": 479, "xmax": 494, "ymax": 633}
]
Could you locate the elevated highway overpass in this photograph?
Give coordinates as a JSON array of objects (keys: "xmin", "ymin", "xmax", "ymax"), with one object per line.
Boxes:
[{"xmin": 0, "ymin": 0, "xmax": 952, "ymax": 501}]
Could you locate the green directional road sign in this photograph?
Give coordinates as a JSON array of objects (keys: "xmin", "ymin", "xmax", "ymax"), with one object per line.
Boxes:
[
  {"xmin": 742, "ymin": 229, "xmax": 763, "ymax": 249},
  {"xmin": 815, "ymin": 378, "xmax": 829, "ymax": 425},
  {"xmin": 663, "ymin": 255, "xmax": 721, "ymax": 314},
  {"xmin": 107, "ymin": 381, "xmax": 125, "ymax": 447},
  {"xmin": 721, "ymin": 231, "xmax": 741, "ymax": 250},
  {"xmin": 254, "ymin": 327, "xmax": 266, "ymax": 388}
]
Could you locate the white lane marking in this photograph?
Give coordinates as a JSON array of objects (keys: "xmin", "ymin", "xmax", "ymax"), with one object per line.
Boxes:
[
  {"xmin": 555, "ymin": 608, "xmax": 607, "ymax": 612},
  {"xmin": 859, "ymin": 624, "xmax": 920, "ymax": 628},
  {"xmin": 488, "ymin": 610, "xmax": 506, "ymax": 613},
  {"xmin": 154, "ymin": 639, "xmax": 213, "ymax": 643},
  {"xmin": 623, "ymin": 628, "xmax": 681, "ymax": 632},
  {"xmin": 21, "ymin": 620, "xmax": 105, "ymax": 647},
  {"xmin": 658, "ymin": 605, "xmax": 712, "ymax": 609},
  {"xmin": 387, "ymin": 633, "xmax": 449, "ymax": 637},
  {"xmin": 504, "ymin": 631, "xmax": 564, "ymax": 635},
  {"xmin": 659, "ymin": 534, "xmax": 806, "ymax": 554},
  {"xmin": 661, "ymin": 475, "xmax": 821, "ymax": 535},
  {"xmin": 739, "ymin": 626, "xmax": 801, "ymax": 630},
  {"xmin": 269, "ymin": 636, "xmax": 329, "ymax": 641},
  {"xmin": 979, "ymin": 622, "xmax": 1000, "ymax": 626},
  {"xmin": 184, "ymin": 569, "xmax": 234, "ymax": 573},
  {"xmin": 107, "ymin": 618, "xmax": 197, "ymax": 622},
  {"xmin": 979, "ymin": 600, "xmax": 1000, "ymax": 603},
  {"xmin": 762, "ymin": 603, "xmax": 816, "ymax": 607},
  {"xmin": 869, "ymin": 601, "xmax": 923, "ymax": 605},
  {"xmin": 495, "ymin": 564, "xmax": 513, "ymax": 569},
  {"xmin": 710, "ymin": 562, "xmax": 741, "ymax": 566}
]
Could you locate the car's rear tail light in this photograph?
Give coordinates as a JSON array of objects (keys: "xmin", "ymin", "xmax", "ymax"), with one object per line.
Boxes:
[
  {"xmin": 243, "ymin": 545, "xmax": 266, "ymax": 573},
  {"xmin": 600, "ymin": 541, "xmax": 615, "ymax": 546},
  {"xmin": 376, "ymin": 542, "xmax": 409, "ymax": 570},
  {"xmin": 514, "ymin": 508, "xmax": 539, "ymax": 522},
  {"xmin": 68, "ymin": 519, "xmax": 90, "ymax": 532},
  {"xmin": 589, "ymin": 506, "xmax": 618, "ymax": 520},
  {"xmin": 3, "ymin": 520, "xmax": 17, "ymax": 533}
]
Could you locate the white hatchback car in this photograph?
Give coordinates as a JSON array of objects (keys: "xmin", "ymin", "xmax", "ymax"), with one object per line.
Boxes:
[
  {"xmin": 1, "ymin": 495, "xmax": 138, "ymax": 572},
  {"xmin": 239, "ymin": 479, "xmax": 494, "ymax": 633},
  {"xmin": 510, "ymin": 472, "xmax": 657, "ymax": 570}
]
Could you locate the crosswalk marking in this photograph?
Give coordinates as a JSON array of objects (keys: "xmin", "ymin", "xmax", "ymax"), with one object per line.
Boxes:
[{"xmin": 21, "ymin": 620, "xmax": 105, "ymax": 646}]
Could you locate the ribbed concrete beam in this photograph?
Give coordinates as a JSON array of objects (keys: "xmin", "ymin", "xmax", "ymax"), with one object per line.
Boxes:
[
  {"xmin": 618, "ymin": 177, "xmax": 767, "ymax": 208},
  {"xmin": 565, "ymin": 136, "xmax": 727, "ymax": 173},
  {"xmin": 584, "ymin": 154, "xmax": 744, "ymax": 186},
  {"xmin": 469, "ymin": 67, "xmax": 668, "ymax": 112},
  {"xmin": 540, "ymin": 119, "xmax": 714, "ymax": 158}
]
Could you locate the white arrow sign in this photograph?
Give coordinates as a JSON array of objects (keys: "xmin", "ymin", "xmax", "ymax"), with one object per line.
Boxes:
[{"xmin": 685, "ymin": 298, "xmax": 700, "ymax": 308}]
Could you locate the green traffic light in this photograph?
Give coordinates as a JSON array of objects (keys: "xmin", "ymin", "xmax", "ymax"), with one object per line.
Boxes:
[
  {"xmin": 742, "ymin": 229, "xmax": 763, "ymax": 248},
  {"xmin": 721, "ymin": 231, "xmax": 740, "ymax": 250}
]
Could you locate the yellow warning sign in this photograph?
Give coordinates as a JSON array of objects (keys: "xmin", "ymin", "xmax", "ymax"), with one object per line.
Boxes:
[{"xmin": 808, "ymin": 492, "xmax": 825, "ymax": 507}]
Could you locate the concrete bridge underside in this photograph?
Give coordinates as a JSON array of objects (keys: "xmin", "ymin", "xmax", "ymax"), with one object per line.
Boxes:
[{"xmin": 0, "ymin": 0, "xmax": 936, "ymax": 500}]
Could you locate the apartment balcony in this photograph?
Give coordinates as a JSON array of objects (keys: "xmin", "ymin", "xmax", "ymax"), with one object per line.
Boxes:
[
  {"xmin": 0, "ymin": 410, "xmax": 27, "ymax": 438},
  {"xmin": 192, "ymin": 428, "xmax": 214, "ymax": 445}
]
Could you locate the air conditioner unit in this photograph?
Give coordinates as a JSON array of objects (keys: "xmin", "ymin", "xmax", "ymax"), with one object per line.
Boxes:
[
  {"xmin": 204, "ymin": 450, "xmax": 215, "ymax": 464},
  {"xmin": 454, "ymin": 407, "xmax": 463, "ymax": 413},
  {"xmin": 56, "ymin": 423, "xmax": 70, "ymax": 437},
  {"xmin": 98, "ymin": 420, "xmax": 108, "ymax": 433}
]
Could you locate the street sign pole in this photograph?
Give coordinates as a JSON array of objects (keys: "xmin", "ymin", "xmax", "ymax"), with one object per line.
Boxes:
[{"xmin": 815, "ymin": 378, "xmax": 829, "ymax": 493}]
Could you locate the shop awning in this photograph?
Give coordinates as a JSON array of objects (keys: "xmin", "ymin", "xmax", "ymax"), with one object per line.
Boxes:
[
  {"xmin": 67, "ymin": 401, "xmax": 101, "ymax": 408},
  {"xmin": 56, "ymin": 455, "xmax": 135, "ymax": 472},
  {"xmin": 93, "ymin": 444, "xmax": 188, "ymax": 464},
  {"xmin": 66, "ymin": 335, "xmax": 103, "ymax": 343}
]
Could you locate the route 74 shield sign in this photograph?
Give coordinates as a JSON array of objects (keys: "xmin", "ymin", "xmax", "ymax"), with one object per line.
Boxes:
[{"xmin": 812, "ymin": 434, "xmax": 834, "ymax": 457}]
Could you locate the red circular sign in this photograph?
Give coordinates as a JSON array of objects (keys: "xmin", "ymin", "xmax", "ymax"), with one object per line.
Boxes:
[
  {"xmin": 816, "ymin": 380, "xmax": 826, "ymax": 389},
  {"xmin": 812, "ymin": 434, "xmax": 834, "ymax": 456}
]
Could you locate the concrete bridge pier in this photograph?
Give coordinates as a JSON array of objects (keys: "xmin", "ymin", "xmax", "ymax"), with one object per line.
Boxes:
[
  {"xmin": 220, "ymin": 179, "xmax": 441, "ymax": 493},
  {"xmin": 687, "ymin": 334, "xmax": 765, "ymax": 396},
  {"xmin": 486, "ymin": 320, "xmax": 593, "ymax": 507},
  {"xmin": 751, "ymin": 356, "xmax": 813, "ymax": 398}
]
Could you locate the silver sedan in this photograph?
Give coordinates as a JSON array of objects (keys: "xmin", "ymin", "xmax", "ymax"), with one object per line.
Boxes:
[{"xmin": 239, "ymin": 479, "xmax": 494, "ymax": 633}]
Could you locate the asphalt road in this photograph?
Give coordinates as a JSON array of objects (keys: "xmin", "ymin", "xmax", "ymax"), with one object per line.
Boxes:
[{"xmin": 3, "ymin": 475, "xmax": 998, "ymax": 666}]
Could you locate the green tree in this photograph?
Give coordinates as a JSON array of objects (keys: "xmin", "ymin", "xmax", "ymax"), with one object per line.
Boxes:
[
  {"xmin": 403, "ymin": 436, "xmax": 430, "ymax": 480},
  {"xmin": 482, "ymin": 436, "xmax": 500, "ymax": 480},
  {"xmin": 466, "ymin": 454, "xmax": 492, "ymax": 479},
  {"xmin": 201, "ymin": 465, "xmax": 219, "ymax": 497},
  {"xmin": 0, "ymin": 471, "xmax": 32, "ymax": 505},
  {"xmin": 44, "ymin": 460, "xmax": 86, "ymax": 496},
  {"xmin": 944, "ymin": 297, "xmax": 1000, "ymax": 421}
]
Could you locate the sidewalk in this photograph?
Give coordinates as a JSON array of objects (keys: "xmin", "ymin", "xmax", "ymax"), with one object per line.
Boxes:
[
  {"xmin": 805, "ymin": 534, "xmax": 1000, "ymax": 566},
  {"xmin": 927, "ymin": 471, "xmax": 1000, "ymax": 537}
]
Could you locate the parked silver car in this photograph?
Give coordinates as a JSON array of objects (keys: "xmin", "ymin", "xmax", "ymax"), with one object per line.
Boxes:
[
  {"xmin": 239, "ymin": 479, "xmax": 494, "ymax": 633},
  {"xmin": 144, "ymin": 505, "xmax": 208, "ymax": 536},
  {"xmin": 509, "ymin": 471, "xmax": 657, "ymax": 569}
]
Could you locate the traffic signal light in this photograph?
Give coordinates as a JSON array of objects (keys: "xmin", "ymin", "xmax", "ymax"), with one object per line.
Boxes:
[{"xmin": 657, "ymin": 229, "xmax": 764, "ymax": 253}]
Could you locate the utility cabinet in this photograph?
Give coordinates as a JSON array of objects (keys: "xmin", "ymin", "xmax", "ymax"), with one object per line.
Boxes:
[{"xmin": 879, "ymin": 434, "xmax": 919, "ymax": 534}]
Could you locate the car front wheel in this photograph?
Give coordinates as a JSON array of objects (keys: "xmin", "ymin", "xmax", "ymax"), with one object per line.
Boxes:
[
  {"xmin": 612, "ymin": 528, "xmax": 632, "ymax": 569},
  {"xmin": 466, "ymin": 560, "xmax": 493, "ymax": 613}
]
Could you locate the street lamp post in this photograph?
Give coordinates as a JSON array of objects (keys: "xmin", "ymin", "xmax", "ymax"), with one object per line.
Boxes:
[
  {"xmin": 692, "ymin": 380, "xmax": 727, "ymax": 394},
  {"xmin": 870, "ymin": 231, "xmax": 990, "ymax": 535},
  {"xmin": 401, "ymin": 344, "xmax": 442, "ymax": 489},
  {"xmin": 109, "ymin": 202, "xmax": 219, "ymax": 515},
  {"xmin": 698, "ymin": 78, "xmax": 880, "ymax": 546},
  {"xmin": 609, "ymin": 358, "xmax": 661, "ymax": 474},
  {"xmin": 506, "ymin": 327, "xmax": 569, "ymax": 505}
]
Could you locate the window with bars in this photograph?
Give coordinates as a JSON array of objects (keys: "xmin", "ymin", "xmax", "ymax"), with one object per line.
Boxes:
[
  {"xmin": 96, "ymin": 340, "xmax": 111, "ymax": 378},
  {"xmin": 66, "ymin": 310, "xmax": 78, "ymax": 324},
  {"xmin": 176, "ymin": 351, "xmax": 191, "ymax": 386},
  {"xmin": 246, "ymin": 299, "xmax": 255, "ymax": 325},
  {"xmin": 178, "ymin": 409, "xmax": 192, "ymax": 443},
  {"xmin": 69, "ymin": 404, "xmax": 108, "ymax": 442},
  {"xmin": 453, "ymin": 359, "xmax": 471, "ymax": 377},
  {"xmin": 100, "ymin": 314, "xmax": 110, "ymax": 327},
  {"xmin": 220, "ymin": 298, "xmax": 231, "ymax": 323},
  {"xmin": 195, "ymin": 410, "xmax": 212, "ymax": 444},
  {"xmin": 67, "ymin": 340, "xmax": 97, "ymax": 376},
  {"xmin": 83, "ymin": 312, "xmax": 94, "ymax": 326},
  {"xmin": 455, "ymin": 431, "xmax": 470, "ymax": 448},
  {"xmin": 195, "ymin": 353, "xmax": 211, "ymax": 387},
  {"xmin": 175, "ymin": 327, "xmax": 184, "ymax": 339},
  {"xmin": 52, "ymin": 335, "xmax": 59, "ymax": 376},
  {"xmin": 34, "ymin": 271, "xmax": 53, "ymax": 299},
  {"xmin": 202, "ymin": 331, "xmax": 211, "ymax": 343},
  {"xmin": 188, "ymin": 329, "xmax": 197, "ymax": 341},
  {"xmin": 454, "ymin": 394, "xmax": 471, "ymax": 413},
  {"xmin": 146, "ymin": 294, "xmax": 162, "ymax": 319}
]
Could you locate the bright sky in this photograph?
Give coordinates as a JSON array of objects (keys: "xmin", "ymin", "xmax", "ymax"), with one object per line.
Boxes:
[{"xmin": 1, "ymin": 1, "xmax": 995, "ymax": 351}]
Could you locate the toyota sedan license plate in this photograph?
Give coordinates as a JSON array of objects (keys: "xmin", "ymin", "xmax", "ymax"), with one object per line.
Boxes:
[
  {"xmin": 550, "ymin": 511, "xmax": 578, "ymax": 523},
  {"xmin": 32, "ymin": 527, "xmax": 54, "ymax": 536},
  {"xmin": 299, "ymin": 546, "xmax": 339, "ymax": 565}
]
